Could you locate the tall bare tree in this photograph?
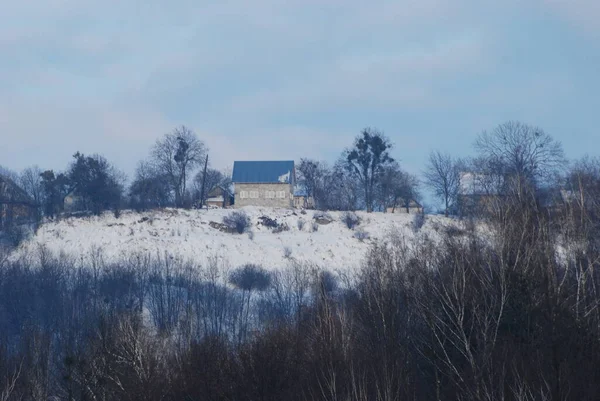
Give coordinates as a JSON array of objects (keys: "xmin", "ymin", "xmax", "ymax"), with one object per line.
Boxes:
[
  {"xmin": 344, "ymin": 128, "xmax": 394, "ymax": 212},
  {"xmin": 475, "ymin": 121, "xmax": 565, "ymax": 197},
  {"xmin": 297, "ymin": 158, "xmax": 327, "ymax": 209},
  {"xmin": 19, "ymin": 166, "xmax": 43, "ymax": 207},
  {"xmin": 152, "ymin": 126, "xmax": 206, "ymax": 207},
  {"xmin": 193, "ymin": 167, "xmax": 228, "ymax": 206},
  {"xmin": 377, "ymin": 162, "xmax": 419, "ymax": 213},
  {"xmin": 423, "ymin": 151, "xmax": 461, "ymax": 216}
]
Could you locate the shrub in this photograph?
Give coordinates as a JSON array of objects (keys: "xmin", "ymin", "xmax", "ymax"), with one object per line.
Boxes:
[
  {"xmin": 5, "ymin": 224, "xmax": 28, "ymax": 247},
  {"xmin": 412, "ymin": 212, "xmax": 426, "ymax": 233},
  {"xmin": 311, "ymin": 221, "xmax": 319, "ymax": 232},
  {"xmin": 313, "ymin": 211, "xmax": 332, "ymax": 220},
  {"xmin": 223, "ymin": 211, "xmax": 251, "ymax": 234},
  {"xmin": 229, "ymin": 264, "xmax": 271, "ymax": 291},
  {"xmin": 283, "ymin": 246, "xmax": 292, "ymax": 259},
  {"xmin": 247, "ymin": 230, "xmax": 255, "ymax": 240},
  {"xmin": 297, "ymin": 218, "xmax": 305, "ymax": 231},
  {"xmin": 341, "ymin": 211, "xmax": 360, "ymax": 229},
  {"xmin": 273, "ymin": 223, "xmax": 290, "ymax": 234},
  {"xmin": 444, "ymin": 224, "xmax": 465, "ymax": 237},
  {"xmin": 354, "ymin": 228, "xmax": 370, "ymax": 242},
  {"xmin": 313, "ymin": 211, "xmax": 333, "ymax": 225},
  {"xmin": 258, "ymin": 215, "xmax": 278, "ymax": 228}
]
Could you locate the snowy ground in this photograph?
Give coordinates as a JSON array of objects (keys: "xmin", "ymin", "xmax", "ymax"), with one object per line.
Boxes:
[{"xmin": 10, "ymin": 207, "xmax": 458, "ymax": 271}]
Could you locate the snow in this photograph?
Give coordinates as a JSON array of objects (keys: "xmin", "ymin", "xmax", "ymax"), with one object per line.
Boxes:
[{"xmin": 10, "ymin": 207, "xmax": 457, "ymax": 271}]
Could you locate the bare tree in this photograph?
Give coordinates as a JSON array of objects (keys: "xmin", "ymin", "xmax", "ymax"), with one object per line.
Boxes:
[
  {"xmin": 378, "ymin": 163, "xmax": 420, "ymax": 213},
  {"xmin": 193, "ymin": 167, "xmax": 227, "ymax": 206},
  {"xmin": 475, "ymin": 121, "xmax": 565, "ymax": 196},
  {"xmin": 19, "ymin": 166, "xmax": 43, "ymax": 207},
  {"xmin": 423, "ymin": 151, "xmax": 461, "ymax": 216},
  {"xmin": 152, "ymin": 126, "xmax": 206, "ymax": 207},
  {"xmin": 297, "ymin": 159, "xmax": 328, "ymax": 208},
  {"xmin": 344, "ymin": 128, "xmax": 394, "ymax": 212},
  {"xmin": 129, "ymin": 161, "xmax": 172, "ymax": 210}
]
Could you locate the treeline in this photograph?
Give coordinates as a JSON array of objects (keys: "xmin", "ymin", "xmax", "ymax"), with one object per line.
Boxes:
[
  {"xmin": 1, "ymin": 125, "xmax": 420, "ymax": 231},
  {"xmin": 1, "ymin": 120, "xmax": 594, "ymax": 227},
  {"xmin": 1, "ymin": 171, "xmax": 600, "ymax": 400}
]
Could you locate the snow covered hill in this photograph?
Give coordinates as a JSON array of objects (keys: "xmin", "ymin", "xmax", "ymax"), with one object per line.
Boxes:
[{"xmin": 11, "ymin": 207, "xmax": 457, "ymax": 271}]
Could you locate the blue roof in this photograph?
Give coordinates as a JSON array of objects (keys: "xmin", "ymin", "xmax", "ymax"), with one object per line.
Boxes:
[{"xmin": 232, "ymin": 161, "xmax": 295, "ymax": 184}]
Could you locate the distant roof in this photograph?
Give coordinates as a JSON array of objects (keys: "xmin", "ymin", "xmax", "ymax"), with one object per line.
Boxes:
[
  {"xmin": 232, "ymin": 161, "xmax": 295, "ymax": 184},
  {"xmin": 0, "ymin": 174, "xmax": 34, "ymax": 205}
]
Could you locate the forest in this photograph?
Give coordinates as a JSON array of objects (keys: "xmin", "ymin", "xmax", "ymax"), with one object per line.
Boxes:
[{"xmin": 1, "ymin": 121, "xmax": 600, "ymax": 400}]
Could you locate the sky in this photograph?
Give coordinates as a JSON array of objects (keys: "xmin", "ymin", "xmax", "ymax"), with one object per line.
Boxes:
[{"xmin": 1, "ymin": 0, "xmax": 599, "ymax": 201}]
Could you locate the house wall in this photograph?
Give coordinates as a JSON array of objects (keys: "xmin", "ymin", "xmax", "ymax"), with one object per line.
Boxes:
[
  {"xmin": 294, "ymin": 196, "xmax": 315, "ymax": 209},
  {"xmin": 234, "ymin": 183, "xmax": 294, "ymax": 208},
  {"xmin": 386, "ymin": 206, "xmax": 423, "ymax": 214}
]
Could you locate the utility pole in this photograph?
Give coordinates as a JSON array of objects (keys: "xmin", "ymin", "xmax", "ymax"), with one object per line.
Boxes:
[{"xmin": 199, "ymin": 155, "xmax": 209, "ymax": 209}]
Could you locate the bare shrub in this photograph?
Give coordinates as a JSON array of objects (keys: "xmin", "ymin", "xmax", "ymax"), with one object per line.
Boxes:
[
  {"xmin": 5, "ymin": 225, "xmax": 29, "ymax": 247},
  {"xmin": 354, "ymin": 228, "xmax": 370, "ymax": 242},
  {"xmin": 311, "ymin": 221, "xmax": 319, "ymax": 232},
  {"xmin": 313, "ymin": 211, "xmax": 333, "ymax": 225},
  {"xmin": 229, "ymin": 264, "xmax": 272, "ymax": 292},
  {"xmin": 297, "ymin": 218, "xmax": 305, "ymax": 231},
  {"xmin": 412, "ymin": 212, "xmax": 426, "ymax": 232},
  {"xmin": 283, "ymin": 246, "xmax": 292, "ymax": 259},
  {"xmin": 247, "ymin": 230, "xmax": 255, "ymax": 240},
  {"xmin": 222, "ymin": 210, "xmax": 251, "ymax": 234},
  {"xmin": 444, "ymin": 224, "xmax": 465, "ymax": 237},
  {"xmin": 273, "ymin": 223, "xmax": 290, "ymax": 233},
  {"xmin": 341, "ymin": 211, "xmax": 360, "ymax": 229},
  {"xmin": 258, "ymin": 215, "xmax": 278, "ymax": 228}
]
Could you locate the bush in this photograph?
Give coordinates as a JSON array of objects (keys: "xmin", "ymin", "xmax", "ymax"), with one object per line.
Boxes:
[
  {"xmin": 341, "ymin": 211, "xmax": 360, "ymax": 229},
  {"xmin": 223, "ymin": 211, "xmax": 251, "ymax": 234},
  {"xmin": 247, "ymin": 230, "xmax": 255, "ymax": 240},
  {"xmin": 5, "ymin": 224, "xmax": 29, "ymax": 247},
  {"xmin": 273, "ymin": 223, "xmax": 290, "ymax": 234},
  {"xmin": 283, "ymin": 246, "xmax": 292, "ymax": 259},
  {"xmin": 313, "ymin": 211, "xmax": 333, "ymax": 225},
  {"xmin": 229, "ymin": 264, "xmax": 271, "ymax": 291},
  {"xmin": 311, "ymin": 221, "xmax": 319, "ymax": 232},
  {"xmin": 297, "ymin": 218, "xmax": 305, "ymax": 231},
  {"xmin": 258, "ymin": 215, "xmax": 278, "ymax": 228},
  {"xmin": 412, "ymin": 212, "xmax": 426, "ymax": 233},
  {"xmin": 313, "ymin": 211, "xmax": 332, "ymax": 220},
  {"xmin": 353, "ymin": 228, "xmax": 370, "ymax": 242}
]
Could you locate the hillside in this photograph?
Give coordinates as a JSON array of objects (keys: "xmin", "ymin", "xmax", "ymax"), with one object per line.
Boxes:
[{"xmin": 11, "ymin": 207, "xmax": 457, "ymax": 270}]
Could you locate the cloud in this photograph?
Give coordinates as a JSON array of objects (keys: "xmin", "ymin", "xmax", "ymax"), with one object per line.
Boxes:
[{"xmin": 0, "ymin": 0, "xmax": 598, "ymax": 188}]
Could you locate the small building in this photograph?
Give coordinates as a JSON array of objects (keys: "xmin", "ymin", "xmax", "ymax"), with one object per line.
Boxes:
[
  {"xmin": 232, "ymin": 161, "xmax": 295, "ymax": 208},
  {"xmin": 386, "ymin": 199, "xmax": 423, "ymax": 214},
  {"xmin": 0, "ymin": 175, "xmax": 37, "ymax": 230},
  {"xmin": 457, "ymin": 171, "xmax": 503, "ymax": 215},
  {"xmin": 63, "ymin": 190, "xmax": 85, "ymax": 213},
  {"xmin": 205, "ymin": 186, "xmax": 234, "ymax": 208},
  {"xmin": 293, "ymin": 189, "xmax": 315, "ymax": 209}
]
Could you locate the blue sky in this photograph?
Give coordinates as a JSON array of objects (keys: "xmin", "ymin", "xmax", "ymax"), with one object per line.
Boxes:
[{"xmin": 1, "ymin": 0, "xmax": 599, "ymax": 197}]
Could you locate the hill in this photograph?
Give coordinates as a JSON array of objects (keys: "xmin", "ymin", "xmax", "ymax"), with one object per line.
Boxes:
[{"xmin": 10, "ymin": 207, "xmax": 456, "ymax": 270}]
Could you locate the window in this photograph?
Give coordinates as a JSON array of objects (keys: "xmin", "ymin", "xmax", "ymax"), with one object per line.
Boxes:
[
  {"xmin": 265, "ymin": 191, "xmax": 275, "ymax": 199},
  {"xmin": 250, "ymin": 191, "xmax": 259, "ymax": 199},
  {"xmin": 277, "ymin": 191, "xmax": 286, "ymax": 199},
  {"xmin": 240, "ymin": 191, "xmax": 248, "ymax": 199}
]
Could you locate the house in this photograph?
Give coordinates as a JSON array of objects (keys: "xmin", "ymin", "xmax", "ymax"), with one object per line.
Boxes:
[
  {"xmin": 386, "ymin": 199, "xmax": 423, "ymax": 214},
  {"xmin": 457, "ymin": 171, "xmax": 502, "ymax": 215},
  {"xmin": 0, "ymin": 175, "xmax": 37, "ymax": 230},
  {"xmin": 63, "ymin": 190, "xmax": 85, "ymax": 213},
  {"xmin": 232, "ymin": 161, "xmax": 295, "ymax": 208},
  {"xmin": 205, "ymin": 186, "xmax": 234, "ymax": 208}
]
